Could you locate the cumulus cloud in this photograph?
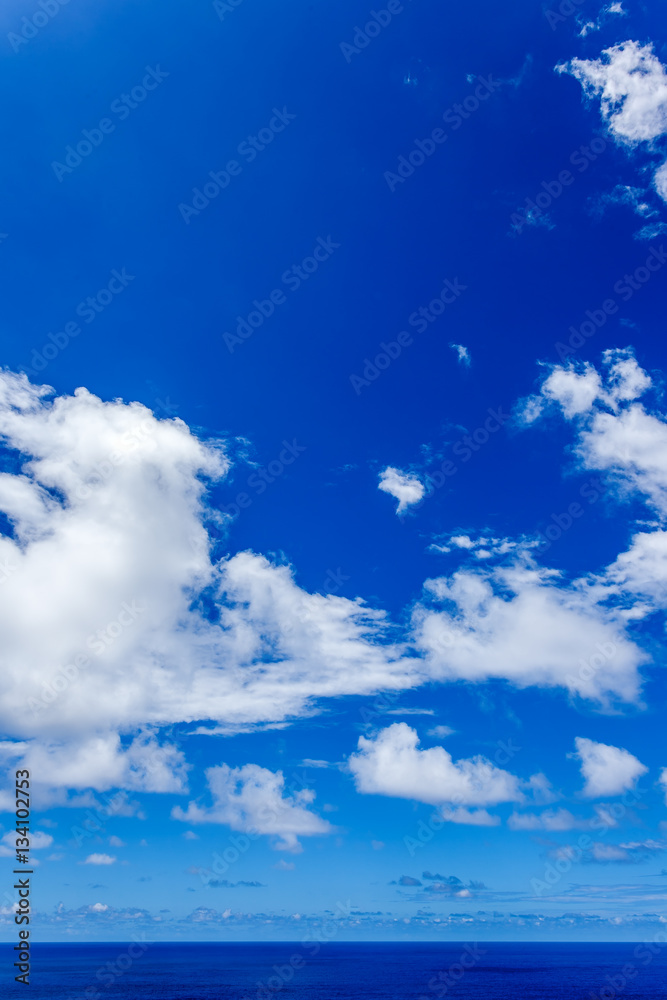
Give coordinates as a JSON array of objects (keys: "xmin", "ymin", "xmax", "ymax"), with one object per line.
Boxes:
[
  {"xmin": 559, "ymin": 41, "xmax": 667, "ymax": 144},
  {"xmin": 411, "ymin": 559, "xmax": 645, "ymax": 705},
  {"xmin": 378, "ymin": 466, "xmax": 425, "ymax": 514},
  {"xmin": 522, "ymin": 351, "xmax": 667, "ymax": 618},
  {"xmin": 574, "ymin": 736, "xmax": 648, "ymax": 797},
  {"xmin": 0, "ymin": 733, "xmax": 190, "ymax": 810},
  {"xmin": 558, "ymin": 41, "xmax": 667, "ymax": 204},
  {"xmin": 172, "ymin": 762, "xmax": 333, "ymax": 852},
  {"xmin": 348, "ymin": 723, "xmax": 523, "ymax": 807},
  {"xmin": 0, "ymin": 366, "xmax": 662, "ymax": 819},
  {"xmin": 604, "ymin": 529, "xmax": 667, "ymax": 606},
  {"xmin": 569, "ymin": 362, "xmax": 667, "ymax": 515},
  {"xmin": 0, "ymin": 373, "xmax": 426, "ymax": 765},
  {"xmin": 82, "ymin": 854, "xmax": 116, "ymax": 865}
]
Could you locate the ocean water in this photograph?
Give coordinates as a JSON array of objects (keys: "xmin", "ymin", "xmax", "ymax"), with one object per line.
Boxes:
[{"xmin": 2, "ymin": 941, "xmax": 667, "ymax": 1000}]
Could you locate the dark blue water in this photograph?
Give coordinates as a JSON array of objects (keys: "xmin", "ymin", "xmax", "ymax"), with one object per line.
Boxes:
[{"xmin": 2, "ymin": 942, "xmax": 666, "ymax": 1000}]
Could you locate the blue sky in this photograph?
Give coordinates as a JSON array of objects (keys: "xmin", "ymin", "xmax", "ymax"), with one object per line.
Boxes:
[{"xmin": 1, "ymin": 0, "xmax": 667, "ymax": 942}]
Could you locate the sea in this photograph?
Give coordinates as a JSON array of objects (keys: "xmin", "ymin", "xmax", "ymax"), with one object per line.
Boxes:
[{"xmin": 2, "ymin": 942, "xmax": 666, "ymax": 1000}]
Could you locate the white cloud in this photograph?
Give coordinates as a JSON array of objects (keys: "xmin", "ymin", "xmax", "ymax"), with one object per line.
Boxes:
[
  {"xmin": 428, "ymin": 725, "xmax": 456, "ymax": 738},
  {"xmin": 577, "ymin": 3, "xmax": 626, "ymax": 38},
  {"xmin": 0, "ymin": 366, "xmax": 662, "ymax": 816},
  {"xmin": 520, "ymin": 349, "xmax": 667, "ymax": 625},
  {"xmin": 542, "ymin": 363, "xmax": 604, "ymax": 417},
  {"xmin": 508, "ymin": 808, "xmax": 576, "ymax": 831},
  {"xmin": 0, "ymin": 829, "xmax": 53, "ymax": 856},
  {"xmin": 440, "ymin": 807, "xmax": 501, "ymax": 826},
  {"xmin": 348, "ymin": 723, "xmax": 523, "ymax": 807},
  {"xmin": 655, "ymin": 159, "xmax": 667, "ymax": 202},
  {"xmin": 567, "ymin": 838, "xmax": 666, "ymax": 862},
  {"xmin": 0, "ymin": 373, "xmax": 425, "ymax": 761},
  {"xmin": 559, "ymin": 42, "xmax": 667, "ymax": 204},
  {"xmin": 594, "ymin": 184, "xmax": 660, "ymax": 219},
  {"xmin": 523, "ymin": 352, "xmax": 667, "ymax": 618},
  {"xmin": 378, "ymin": 466, "xmax": 425, "ymax": 514},
  {"xmin": 0, "ymin": 733, "xmax": 190, "ymax": 808},
  {"xmin": 1, "ymin": 830, "xmax": 53, "ymax": 849},
  {"xmin": 411, "ymin": 560, "xmax": 645, "ymax": 705},
  {"xmin": 108, "ymin": 836, "xmax": 125, "ymax": 848},
  {"xmin": 574, "ymin": 736, "xmax": 648, "ymax": 797},
  {"xmin": 83, "ymin": 854, "xmax": 116, "ymax": 865},
  {"xmin": 604, "ymin": 529, "xmax": 667, "ymax": 605},
  {"xmin": 559, "ymin": 41, "xmax": 667, "ymax": 144},
  {"xmin": 450, "ymin": 534, "xmax": 475, "ymax": 549},
  {"xmin": 430, "ymin": 533, "xmax": 539, "ymax": 560},
  {"xmin": 172, "ymin": 763, "xmax": 333, "ymax": 852},
  {"xmin": 385, "ymin": 708, "xmax": 434, "ymax": 716},
  {"xmin": 660, "ymin": 768, "xmax": 667, "ymax": 804},
  {"xmin": 273, "ymin": 859, "xmax": 295, "ymax": 870},
  {"xmin": 509, "ymin": 804, "xmax": 618, "ymax": 831},
  {"xmin": 593, "ymin": 842, "xmax": 630, "ymax": 861},
  {"xmin": 449, "ymin": 343, "xmax": 471, "ymax": 366}
]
